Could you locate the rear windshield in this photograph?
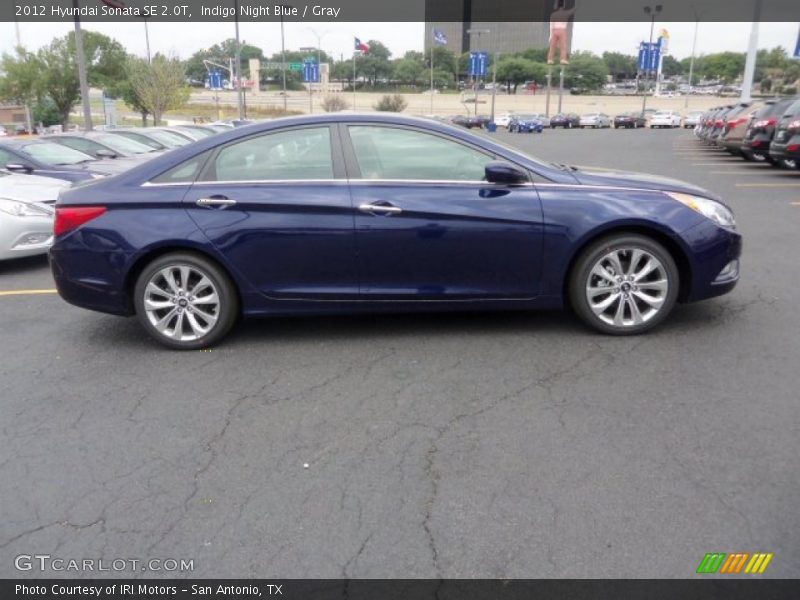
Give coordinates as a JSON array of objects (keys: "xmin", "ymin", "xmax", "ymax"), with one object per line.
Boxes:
[{"xmin": 780, "ymin": 99, "xmax": 800, "ymax": 118}]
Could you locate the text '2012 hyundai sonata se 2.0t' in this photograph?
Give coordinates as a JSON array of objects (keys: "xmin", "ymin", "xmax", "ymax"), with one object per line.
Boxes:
[{"xmin": 49, "ymin": 114, "xmax": 742, "ymax": 349}]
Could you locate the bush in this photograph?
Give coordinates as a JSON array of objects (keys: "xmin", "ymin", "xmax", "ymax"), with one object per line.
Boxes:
[
  {"xmin": 32, "ymin": 97, "xmax": 62, "ymax": 127},
  {"xmin": 779, "ymin": 86, "xmax": 797, "ymax": 95},
  {"xmin": 373, "ymin": 94, "xmax": 408, "ymax": 112},
  {"xmin": 321, "ymin": 95, "xmax": 347, "ymax": 112}
]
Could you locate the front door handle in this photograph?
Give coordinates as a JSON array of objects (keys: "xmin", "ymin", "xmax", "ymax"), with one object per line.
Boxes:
[
  {"xmin": 358, "ymin": 203, "xmax": 402, "ymax": 216},
  {"xmin": 196, "ymin": 196, "xmax": 237, "ymax": 208}
]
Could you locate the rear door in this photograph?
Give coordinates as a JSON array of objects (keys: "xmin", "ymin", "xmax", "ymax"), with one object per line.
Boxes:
[{"xmin": 182, "ymin": 124, "xmax": 358, "ymax": 299}]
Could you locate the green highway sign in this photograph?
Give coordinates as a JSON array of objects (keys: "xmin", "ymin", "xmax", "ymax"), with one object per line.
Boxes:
[{"xmin": 289, "ymin": 63, "xmax": 303, "ymax": 71}]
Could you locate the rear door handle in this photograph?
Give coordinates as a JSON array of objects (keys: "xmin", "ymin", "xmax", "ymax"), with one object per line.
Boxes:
[
  {"xmin": 196, "ymin": 196, "xmax": 237, "ymax": 208},
  {"xmin": 358, "ymin": 203, "xmax": 402, "ymax": 216}
]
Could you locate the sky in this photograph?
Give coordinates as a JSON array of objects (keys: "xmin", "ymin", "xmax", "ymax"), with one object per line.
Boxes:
[{"xmin": 1, "ymin": 21, "xmax": 798, "ymax": 63}]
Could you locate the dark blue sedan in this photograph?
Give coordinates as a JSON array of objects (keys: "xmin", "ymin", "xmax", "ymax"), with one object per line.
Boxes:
[
  {"xmin": 50, "ymin": 114, "xmax": 742, "ymax": 349},
  {"xmin": 508, "ymin": 115, "xmax": 545, "ymax": 133}
]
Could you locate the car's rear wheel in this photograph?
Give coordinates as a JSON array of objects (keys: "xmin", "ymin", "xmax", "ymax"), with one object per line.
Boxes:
[
  {"xmin": 134, "ymin": 252, "xmax": 239, "ymax": 349},
  {"xmin": 569, "ymin": 235, "xmax": 679, "ymax": 335}
]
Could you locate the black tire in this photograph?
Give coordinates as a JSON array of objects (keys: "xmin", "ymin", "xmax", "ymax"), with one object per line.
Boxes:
[
  {"xmin": 133, "ymin": 252, "xmax": 239, "ymax": 350},
  {"xmin": 569, "ymin": 234, "xmax": 680, "ymax": 336}
]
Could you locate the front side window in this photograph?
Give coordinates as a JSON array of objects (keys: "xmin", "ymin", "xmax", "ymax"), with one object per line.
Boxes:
[
  {"xmin": 208, "ymin": 127, "xmax": 333, "ymax": 181},
  {"xmin": 348, "ymin": 126, "xmax": 490, "ymax": 181}
]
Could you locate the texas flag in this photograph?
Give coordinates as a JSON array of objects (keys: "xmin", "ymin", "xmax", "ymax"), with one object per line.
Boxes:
[{"xmin": 355, "ymin": 38, "xmax": 370, "ymax": 54}]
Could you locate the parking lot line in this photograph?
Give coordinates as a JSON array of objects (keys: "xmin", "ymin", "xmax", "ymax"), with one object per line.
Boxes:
[
  {"xmin": 709, "ymin": 171, "xmax": 771, "ymax": 175},
  {"xmin": 736, "ymin": 182, "xmax": 800, "ymax": 188},
  {"xmin": 0, "ymin": 289, "xmax": 58, "ymax": 297}
]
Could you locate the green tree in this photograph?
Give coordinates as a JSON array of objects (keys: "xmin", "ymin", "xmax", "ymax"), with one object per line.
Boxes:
[
  {"xmin": 128, "ymin": 54, "xmax": 190, "ymax": 125},
  {"xmin": 496, "ymin": 57, "xmax": 545, "ymax": 93},
  {"xmin": 0, "ymin": 47, "xmax": 41, "ymax": 108},
  {"xmin": 565, "ymin": 51, "xmax": 609, "ymax": 91},
  {"xmin": 602, "ymin": 51, "xmax": 636, "ymax": 81},
  {"xmin": 393, "ymin": 55, "xmax": 425, "ymax": 86},
  {"xmin": 36, "ymin": 36, "xmax": 81, "ymax": 127},
  {"xmin": 358, "ymin": 40, "xmax": 392, "ymax": 86}
]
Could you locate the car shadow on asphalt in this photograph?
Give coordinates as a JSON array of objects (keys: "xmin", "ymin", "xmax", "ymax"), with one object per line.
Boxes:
[{"xmin": 0, "ymin": 254, "xmax": 49, "ymax": 275}]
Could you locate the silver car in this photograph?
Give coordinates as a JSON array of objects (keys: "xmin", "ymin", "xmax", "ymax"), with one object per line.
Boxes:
[
  {"xmin": 0, "ymin": 170, "xmax": 68, "ymax": 260},
  {"xmin": 579, "ymin": 113, "xmax": 612, "ymax": 128}
]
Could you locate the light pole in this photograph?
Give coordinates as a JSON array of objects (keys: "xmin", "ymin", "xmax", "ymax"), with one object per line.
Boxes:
[
  {"xmin": 279, "ymin": 6, "xmax": 289, "ymax": 111},
  {"xmin": 73, "ymin": 0, "xmax": 93, "ymax": 131},
  {"xmin": 234, "ymin": 0, "xmax": 244, "ymax": 119},
  {"xmin": 641, "ymin": 4, "xmax": 662, "ymax": 113},
  {"xmin": 12, "ymin": 18, "xmax": 33, "ymax": 134},
  {"xmin": 466, "ymin": 28, "xmax": 490, "ymax": 118},
  {"xmin": 685, "ymin": 19, "xmax": 698, "ymax": 109}
]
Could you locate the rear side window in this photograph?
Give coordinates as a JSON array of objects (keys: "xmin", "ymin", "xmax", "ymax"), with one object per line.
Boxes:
[
  {"xmin": 206, "ymin": 127, "xmax": 334, "ymax": 182},
  {"xmin": 151, "ymin": 151, "xmax": 211, "ymax": 184}
]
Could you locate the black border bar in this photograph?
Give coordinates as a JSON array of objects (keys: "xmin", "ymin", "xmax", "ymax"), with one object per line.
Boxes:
[
  {"xmin": 3, "ymin": 0, "xmax": 800, "ymax": 23},
  {"xmin": 4, "ymin": 579, "xmax": 800, "ymax": 600}
]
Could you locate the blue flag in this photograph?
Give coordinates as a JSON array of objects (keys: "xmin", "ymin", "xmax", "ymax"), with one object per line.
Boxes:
[
  {"xmin": 794, "ymin": 26, "xmax": 800, "ymax": 59},
  {"xmin": 433, "ymin": 29, "xmax": 448, "ymax": 46}
]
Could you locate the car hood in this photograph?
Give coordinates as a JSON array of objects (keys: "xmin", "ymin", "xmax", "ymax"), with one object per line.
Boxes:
[
  {"xmin": 572, "ymin": 167, "xmax": 722, "ymax": 201},
  {"xmin": 0, "ymin": 172, "xmax": 70, "ymax": 202}
]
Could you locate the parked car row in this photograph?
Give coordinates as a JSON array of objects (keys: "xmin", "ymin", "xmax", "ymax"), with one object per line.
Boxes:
[
  {"xmin": 456, "ymin": 110, "xmax": 703, "ymax": 131},
  {"xmin": 694, "ymin": 97, "xmax": 800, "ymax": 169},
  {"xmin": 0, "ymin": 123, "xmax": 238, "ymax": 261}
]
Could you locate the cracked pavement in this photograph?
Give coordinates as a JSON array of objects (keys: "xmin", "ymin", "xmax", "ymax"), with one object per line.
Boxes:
[{"xmin": 1, "ymin": 129, "xmax": 798, "ymax": 578}]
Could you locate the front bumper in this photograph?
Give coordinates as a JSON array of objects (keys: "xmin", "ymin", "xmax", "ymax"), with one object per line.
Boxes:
[
  {"xmin": 681, "ymin": 220, "xmax": 743, "ymax": 302},
  {"xmin": 0, "ymin": 213, "xmax": 54, "ymax": 260}
]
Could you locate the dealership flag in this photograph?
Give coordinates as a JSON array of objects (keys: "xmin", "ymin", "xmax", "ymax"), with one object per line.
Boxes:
[
  {"xmin": 433, "ymin": 29, "xmax": 448, "ymax": 45},
  {"xmin": 355, "ymin": 38, "xmax": 370, "ymax": 54},
  {"xmin": 794, "ymin": 26, "xmax": 800, "ymax": 59}
]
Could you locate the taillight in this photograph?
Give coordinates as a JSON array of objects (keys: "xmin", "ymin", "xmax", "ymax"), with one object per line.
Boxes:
[
  {"xmin": 753, "ymin": 118, "xmax": 776, "ymax": 129},
  {"xmin": 788, "ymin": 144, "xmax": 799, "ymax": 152},
  {"xmin": 54, "ymin": 206, "xmax": 107, "ymax": 236},
  {"xmin": 789, "ymin": 120, "xmax": 800, "ymax": 130}
]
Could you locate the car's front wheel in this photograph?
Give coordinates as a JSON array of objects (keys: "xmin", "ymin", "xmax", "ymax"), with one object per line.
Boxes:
[
  {"xmin": 133, "ymin": 252, "xmax": 239, "ymax": 349},
  {"xmin": 569, "ymin": 234, "xmax": 679, "ymax": 335}
]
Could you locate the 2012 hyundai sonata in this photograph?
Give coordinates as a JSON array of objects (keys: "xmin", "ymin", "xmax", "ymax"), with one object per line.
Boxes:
[{"xmin": 50, "ymin": 114, "xmax": 742, "ymax": 349}]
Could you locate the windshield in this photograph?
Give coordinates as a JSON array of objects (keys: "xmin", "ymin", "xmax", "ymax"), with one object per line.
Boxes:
[
  {"xmin": 95, "ymin": 134, "xmax": 155, "ymax": 154},
  {"xmin": 177, "ymin": 127, "xmax": 214, "ymax": 138},
  {"xmin": 148, "ymin": 130, "xmax": 191, "ymax": 147},
  {"xmin": 21, "ymin": 142, "xmax": 94, "ymax": 165}
]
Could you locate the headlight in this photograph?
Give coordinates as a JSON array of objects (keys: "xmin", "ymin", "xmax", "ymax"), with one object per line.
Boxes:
[
  {"xmin": 667, "ymin": 192, "xmax": 736, "ymax": 230},
  {"xmin": 0, "ymin": 198, "xmax": 53, "ymax": 217}
]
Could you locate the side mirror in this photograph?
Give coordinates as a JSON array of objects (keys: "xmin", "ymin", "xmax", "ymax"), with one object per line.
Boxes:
[
  {"xmin": 485, "ymin": 161, "xmax": 528, "ymax": 185},
  {"xmin": 5, "ymin": 162, "xmax": 32, "ymax": 173},
  {"xmin": 95, "ymin": 149, "xmax": 118, "ymax": 159}
]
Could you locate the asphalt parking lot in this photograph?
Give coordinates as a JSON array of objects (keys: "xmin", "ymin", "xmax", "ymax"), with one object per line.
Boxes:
[{"xmin": 1, "ymin": 126, "xmax": 798, "ymax": 579}]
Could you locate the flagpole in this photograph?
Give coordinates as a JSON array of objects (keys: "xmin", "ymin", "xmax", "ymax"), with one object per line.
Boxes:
[
  {"xmin": 353, "ymin": 51, "xmax": 357, "ymax": 110},
  {"xmin": 430, "ymin": 28, "xmax": 434, "ymax": 114}
]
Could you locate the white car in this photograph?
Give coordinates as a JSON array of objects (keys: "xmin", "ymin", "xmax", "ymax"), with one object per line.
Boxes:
[
  {"xmin": 0, "ymin": 170, "xmax": 69, "ymax": 260},
  {"xmin": 650, "ymin": 110, "xmax": 682, "ymax": 128},
  {"xmin": 495, "ymin": 113, "xmax": 515, "ymax": 128},
  {"xmin": 683, "ymin": 110, "xmax": 705, "ymax": 129},
  {"xmin": 579, "ymin": 113, "xmax": 611, "ymax": 128}
]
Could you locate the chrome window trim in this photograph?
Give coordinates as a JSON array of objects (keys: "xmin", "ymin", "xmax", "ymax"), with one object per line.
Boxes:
[{"xmin": 141, "ymin": 179, "xmax": 349, "ymax": 188}]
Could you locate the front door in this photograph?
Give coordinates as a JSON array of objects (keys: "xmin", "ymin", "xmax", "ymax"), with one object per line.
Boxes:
[{"xmin": 343, "ymin": 124, "xmax": 544, "ymax": 299}]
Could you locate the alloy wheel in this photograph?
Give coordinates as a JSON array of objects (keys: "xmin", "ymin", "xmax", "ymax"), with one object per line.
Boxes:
[
  {"xmin": 143, "ymin": 264, "xmax": 221, "ymax": 342},
  {"xmin": 585, "ymin": 248, "xmax": 668, "ymax": 328}
]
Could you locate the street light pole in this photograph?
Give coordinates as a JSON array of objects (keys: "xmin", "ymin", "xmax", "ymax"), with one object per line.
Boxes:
[
  {"xmin": 73, "ymin": 0, "xmax": 93, "ymax": 131},
  {"xmin": 234, "ymin": 0, "xmax": 244, "ymax": 119},
  {"xmin": 12, "ymin": 18, "xmax": 33, "ymax": 134},
  {"xmin": 685, "ymin": 19, "xmax": 698, "ymax": 109},
  {"xmin": 280, "ymin": 8, "xmax": 288, "ymax": 111},
  {"xmin": 641, "ymin": 4, "xmax": 662, "ymax": 114}
]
